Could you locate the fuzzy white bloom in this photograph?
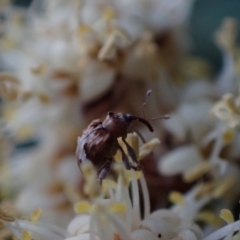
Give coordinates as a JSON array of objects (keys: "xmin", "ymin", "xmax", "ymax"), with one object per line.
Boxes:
[
  {"xmin": 66, "ymin": 156, "xmax": 203, "ymax": 240},
  {"xmin": 159, "ymin": 145, "xmax": 204, "ymax": 176},
  {"xmin": 163, "ymin": 100, "xmax": 214, "ymax": 142}
]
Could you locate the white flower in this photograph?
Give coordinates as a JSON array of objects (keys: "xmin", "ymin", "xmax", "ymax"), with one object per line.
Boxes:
[
  {"xmin": 163, "ymin": 100, "xmax": 214, "ymax": 142},
  {"xmin": 159, "ymin": 145, "xmax": 204, "ymax": 176}
]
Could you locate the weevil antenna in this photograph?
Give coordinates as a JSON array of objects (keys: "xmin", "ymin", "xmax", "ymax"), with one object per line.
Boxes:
[
  {"xmin": 141, "ymin": 89, "xmax": 170, "ymax": 122},
  {"xmin": 141, "ymin": 89, "xmax": 152, "ymax": 119},
  {"xmin": 148, "ymin": 115, "xmax": 170, "ymax": 121},
  {"xmin": 131, "ymin": 115, "xmax": 154, "ymax": 132}
]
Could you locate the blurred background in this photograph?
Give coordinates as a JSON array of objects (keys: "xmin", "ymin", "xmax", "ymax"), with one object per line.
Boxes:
[{"xmin": 1, "ymin": 0, "xmax": 240, "ymax": 237}]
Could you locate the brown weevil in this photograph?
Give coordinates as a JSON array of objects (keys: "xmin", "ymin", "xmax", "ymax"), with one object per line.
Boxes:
[{"xmin": 76, "ymin": 91, "xmax": 169, "ymax": 182}]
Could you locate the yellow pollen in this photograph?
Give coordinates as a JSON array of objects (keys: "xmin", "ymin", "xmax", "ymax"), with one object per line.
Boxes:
[
  {"xmin": 102, "ymin": 179, "xmax": 117, "ymax": 192},
  {"xmin": 224, "ymin": 94, "xmax": 239, "ymax": 114},
  {"xmin": 220, "ymin": 209, "xmax": 234, "ymax": 224},
  {"xmin": 74, "ymin": 201, "xmax": 91, "ymax": 214},
  {"xmin": 183, "ymin": 162, "xmax": 212, "ymax": 183},
  {"xmin": 15, "ymin": 126, "xmax": 34, "ymax": 141},
  {"xmin": 21, "ymin": 230, "xmax": 31, "ymax": 240},
  {"xmin": 213, "ymin": 176, "xmax": 236, "ymax": 198},
  {"xmin": 30, "ymin": 208, "xmax": 42, "ymax": 223},
  {"xmin": 78, "ymin": 25, "xmax": 90, "ymax": 35},
  {"xmin": 81, "ymin": 162, "xmax": 95, "ymax": 175},
  {"xmin": 195, "ymin": 181, "xmax": 218, "ymax": 199},
  {"xmin": 38, "ymin": 93, "xmax": 50, "ymax": 103},
  {"xmin": 169, "ymin": 191, "xmax": 185, "ymax": 205},
  {"xmin": 108, "ymin": 202, "xmax": 126, "ymax": 213},
  {"xmin": 126, "ymin": 170, "xmax": 142, "ymax": 181},
  {"xmin": 115, "ymin": 134, "xmax": 140, "ymax": 162},
  {"xmin": 222, "ymin": 128, "xmax": 235, "ymax": 144},
  {"xmin": 196, "ymin": 211, "xmax": 222, "ymax": 226},
  {"xmin": 139, "ymin": 138, "xmax": 160, "ymax": 160},
  {"xmin": 103, "ymin": 8, "xmax": 115, "ymax": 20}
]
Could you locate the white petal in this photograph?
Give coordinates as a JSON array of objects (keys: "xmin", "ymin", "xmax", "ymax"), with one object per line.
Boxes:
[
  {"xmin": 176, "ymin": 229, "xmax": 199, "ymax": 240},
  {"xmin": 80, "ymin": 61, "xmax": 115, "ymax": 103},
  {"xmin": 57, "ymin": 156, "xmax": 81, "ymax": 186},
  {"xmin": 163, "ymin": 113, "xmax": 187, "ymax": 141},
  {"xmin": 67, "ymin": 215, "xmax": 91, "ymax": 236},
  {"xmin": 130, "ymin": 229, "xmax": 160, "ymax": 240},
  {"xmin": 180, "ymin": 101, "xmax": 214, "ymax": 141},
  {"xmin": 159, "ymin": 145, "xmax": 203, "ymax": 176},
  {"xmin": 65, "ymin": 233, "xmax": 100, "ymax": 240},
  {"xmin": 140, "ymin": 218, "xmax": 176, "ymax": 240}
]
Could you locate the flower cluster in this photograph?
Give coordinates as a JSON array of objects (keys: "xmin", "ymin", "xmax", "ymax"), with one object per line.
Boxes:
[{"xmin": 1, "ymin": 0, "xmax": 240, "ymax": 240}]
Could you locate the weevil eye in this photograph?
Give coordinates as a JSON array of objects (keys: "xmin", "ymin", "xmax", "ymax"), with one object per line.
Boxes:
[
  {"xmin": 108, "ymin": 111, "xmax": 114, "ymax": 117},
  {"xmin": 124, "ymin": 114, "xmax": 133, "ymax": 123}
]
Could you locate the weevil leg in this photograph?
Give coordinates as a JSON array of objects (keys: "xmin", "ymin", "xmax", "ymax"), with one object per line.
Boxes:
[
  {"xmin": 122, "ymin": 138, "xmax": 138, "ymax": 164},
  {"xmin": 117, "ymin": 144, "xmax": 132, "ymax": 170},
  {"xmin": 117, "ymin": 144, "xmax": 142, "ymax": 171},
  {"xmin": 122, "ymin": 137, "xmax": 142, "ymax": 170},
  {"xmin": 97, "ymin": 158, "xmax": 112, "ymax": 183}
]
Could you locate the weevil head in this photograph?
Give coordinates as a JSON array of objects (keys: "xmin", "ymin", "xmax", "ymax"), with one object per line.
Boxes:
[{"xmin": 103, "ymin": 112, "xmax": 153, "ymax": 138}]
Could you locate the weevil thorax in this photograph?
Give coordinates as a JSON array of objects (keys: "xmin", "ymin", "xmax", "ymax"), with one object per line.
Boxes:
[{"xmin": 103, "ymin": 112, "xmax": 133, "ymax": 138}]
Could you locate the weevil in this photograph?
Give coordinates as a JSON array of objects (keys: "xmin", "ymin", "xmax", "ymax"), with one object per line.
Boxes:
[{"xmin": 76, "ymin": 91, "xmax": 169, "ymax": 182}]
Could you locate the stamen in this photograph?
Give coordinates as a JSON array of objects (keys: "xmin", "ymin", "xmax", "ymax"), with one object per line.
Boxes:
[
  {"xmin": 102, "ymin": 179, "xmax": 117, "ymax": 197},
  {"xmin": 103, "ymin": 210, "xmax": 130, "ymax": 240},
  {"xmin": 98, "ymin": 32, "xmax": 117, "ymax": 60},
  {"xmin": 169, "ymin": 191, "xmax": 185, "ymax": 205},
  {"xmin": 74, "ymin": 201, "xmax": 91, "ymax": 214},
  {"xmin": 220, "ymin": 209, "xmax": 234, "ymax": 224},
  {"xmin": 103, "ymin": 7, "xmax": 115, "ymax": 21},
  {"xmin": 196, "ymin": 211, "xmax": 221, "ymax": 226},
  {"xmin": 94, "ymin": 213, "xmax": 112, "ymax": 240},
  {"xmin": 139, "ymin": 175, "xmax": 150, "ymax": 219},
  {"xmin": 21, "ymin": 230, "xmax": 31, "ymax": 240},
  {"xmin": 131, "ymin": 170, "xmax": 141, "ymax": 229},
  {"xmin": 78, "ymin": 25, "xmax": 91, "ymax": 35},
  {"xmin": 30, "ymin": 209, "xmax": 42, "ymax": 223},
  {"xmin": 139, "ymin": 138, "xmax": 160, "ymax": 160},
  {"xmin": 213, "ymin": 176, "xmax": 236, "ymax": 198},
  {"xmin": 183, "ymin": 162, "xmax": 212, "ymax": 183},
  {"xmin": 126, "ymin": 171, "xmax": 142, "ymax": 181},
  {"xmin": 222, "ymin": 128, "xmax": 235, "ymax": 144},
  {"xmin": 195, "ymin": 181, "xmax": 218, "ymax": 199},
  {"xmin": 224, "ymin": 94, "xmax": 239, "ymax": 114},
  {"xmin": 108, "ymin": 202, "xmax": 126, "ymax": 213}
]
